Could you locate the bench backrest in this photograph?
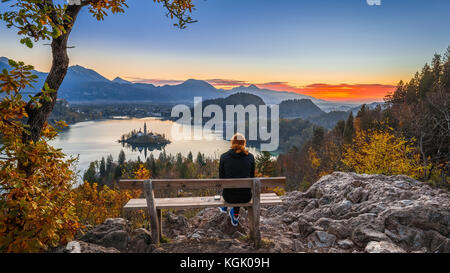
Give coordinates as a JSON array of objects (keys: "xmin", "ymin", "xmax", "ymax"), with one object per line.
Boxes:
[{"xmin": 119, "ymin": 177, "xmax": 286, "ymax": 191}]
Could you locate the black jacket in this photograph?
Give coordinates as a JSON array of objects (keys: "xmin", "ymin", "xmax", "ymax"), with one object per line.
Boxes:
[{"xmin": 219, "ymin": 149, "xmax": 255, "ymax": 203}]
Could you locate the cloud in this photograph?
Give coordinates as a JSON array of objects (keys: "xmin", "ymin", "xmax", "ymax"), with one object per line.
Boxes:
[
  {"xmin": 204, "ymin": 79, "xmax": 250, "ymax": 87},
  {"xmin": 127, "ymin": 77, "xmax": 185, "ymax": 86}
]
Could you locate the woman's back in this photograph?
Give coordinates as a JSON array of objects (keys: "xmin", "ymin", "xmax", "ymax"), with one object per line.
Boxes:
[
  {"xmin": 218, "ymin": 133, "xmax": 254, "ymax": 226},
  {"xmin": 219, "ymin": 149, "xmax": 255, "ymax": 179}
]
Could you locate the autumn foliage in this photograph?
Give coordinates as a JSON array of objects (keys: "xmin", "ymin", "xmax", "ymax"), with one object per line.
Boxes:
[
  {"xmin": 134, "ymin": 164, "xmax": 151, "ymax": 180},
  {"xmin": 0, "ymin": 60, "xmax": 142, "ymax": 252},
  {"xmin": 73, "ymin": 183, "xmax": 141, "ymax": 227},
  {"xmin": 341, "ymin": 128, "xmax": 426, "ymax": 179},
  {"xmin": 0, "ymin": 60, "xmax": 79, "ymax": 252}
]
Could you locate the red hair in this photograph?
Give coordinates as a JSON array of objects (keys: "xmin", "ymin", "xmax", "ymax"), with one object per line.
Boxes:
[{"xmin": 231, "ymin": 133, "xmax": 249, "ymax": 155}]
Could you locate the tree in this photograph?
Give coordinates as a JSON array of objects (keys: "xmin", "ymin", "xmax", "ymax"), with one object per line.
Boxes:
[
  {"xmin": 196, "ymin": 152, "xmax": 205, "ymax": 167},
  {"xmin": 443, "ymin": 46, "xmax": 450, "ymax": 88},
  {"xmin": 83, "ymin": 161, "xmax": 98, "ymax": 183},
  {"xmin": 118, "ymin": 149, "xmax": 126, "ymax": 166},
  {"xmin": 384, "ymin": 49, "xmax": 449, "ymax": 185},
  {"xmin": 106, "ymin": 154, "xmax": 114, "ymax": 173},
  {"xmin": 256, "ymin": 151, "xmax": 276, "ymax": 176},
  {"xmin": 355, "ymin": 104, "xmax": 372, "ymax": 131},
  {"xmin": 114, "ymin": 164, "xmax": 123, "ymax": 180},
  {"xmin": 334, "ymin": 120, "xmax": 346, "ymax": 139},
  {"xmin": 1, "ymin": 0, "xmax": 196, "ymax": 148},
  {"xmin": 342, "ymin": 128, "xmax": 426, "ymax": 179},
  {"xmin": 343, "ymin": 112, "xmax": 354, "ymax": 143},
  {"xmin": 176, "ymin": 152, "xmax": 183, "ymax": 168},
  {"xmin": 134, "ymin": 164, "xmax": 151, "ymax": 179},
  {"xmin": 99, "ymin": 156, "xmax": 106, "ymax": 178},
  {"xmin": 311, "ymin": 126, "xmax": 325, "ymax": 148}
]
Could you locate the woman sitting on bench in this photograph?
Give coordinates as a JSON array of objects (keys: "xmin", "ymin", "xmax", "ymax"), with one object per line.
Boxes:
[{"xmin": 218, "ymin": 133, "xmax": 255, "ymax": 226}]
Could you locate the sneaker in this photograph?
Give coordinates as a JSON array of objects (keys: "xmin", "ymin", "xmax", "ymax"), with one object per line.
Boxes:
[
  {"xmin": 229, "ymin": 208, "xmax": 239, "ymax": 226},
  {"xmin": 219, "ymin": 207, "xmax": 228, "ymax": 214}
]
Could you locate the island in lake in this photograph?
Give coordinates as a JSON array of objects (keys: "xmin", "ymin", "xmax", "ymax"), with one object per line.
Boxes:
[{"xmin": 118, "ymin": 122, "xmax": 171, "ymax": 146}]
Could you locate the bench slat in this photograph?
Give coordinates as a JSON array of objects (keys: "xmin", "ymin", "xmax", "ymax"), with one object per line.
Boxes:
[
  {"xmin": 151, "ymin": 192, "xmax": 279, "ymax": 203},
  {"xmin": 119, "ymin": 177, "xmax": 286, "ymax": 190},
  {"xmin": 123, "ymin": 193, "xmax": 282, "ymax": 210}
]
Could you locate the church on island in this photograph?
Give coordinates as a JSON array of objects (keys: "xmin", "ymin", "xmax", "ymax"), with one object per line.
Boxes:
[{"xmin": 119, "ymin": 123, "xmax": 171, "ymax": 146}]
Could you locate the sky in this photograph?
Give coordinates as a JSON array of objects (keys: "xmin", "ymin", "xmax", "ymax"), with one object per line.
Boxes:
[{"xmin": 1, "ymin": 0, "xmax": 449, "ymax": 103}]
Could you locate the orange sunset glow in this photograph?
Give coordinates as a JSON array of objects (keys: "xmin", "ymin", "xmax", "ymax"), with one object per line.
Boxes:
[
  {"xmin": 132, "ymin": 78, "xmax": 398, "ymax": 103},
  {"xmin": 256, "ymin": 83, "xmax": 397, "ymax": 102},
  {"xmin": 207, "ymin": 81, "xmax": 397, "ymax": 103}
]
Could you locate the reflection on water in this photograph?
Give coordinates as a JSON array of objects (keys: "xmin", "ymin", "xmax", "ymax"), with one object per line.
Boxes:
[
  {"xmin": 50, "ymin": 117, "xmax": 258, "ymax": 180},
  {"xmin": 119, "ymin": 142, "xmax": 169, "ymax": 159}
]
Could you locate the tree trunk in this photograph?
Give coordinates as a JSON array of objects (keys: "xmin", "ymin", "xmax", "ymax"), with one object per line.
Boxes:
[
  {"xmin": 22, "ymin": 35, "xmax": 69, "ymax": 143},
  {"xmin": 22, "ymin": 6, "xmax": 82, "ymax": 145},
  {"xmin": 19, "ymin": 5, "xmax": 82, "ymax": 174}
]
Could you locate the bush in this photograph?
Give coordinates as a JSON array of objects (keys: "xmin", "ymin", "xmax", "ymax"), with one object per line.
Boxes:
[
  {"xmin": 342, "ymin": 128, "xmax": 428, "ymax": 179},
  {"xmin": 72, "ymin": 182, "xmax": 141, "ymax": 227},
  {"xmin": 0, "ymin": 60, "xmax": 79, "ymax": 252},
  {"xmin": 0, "ymin": 60, "xmax": 142, "ymax": 252}
]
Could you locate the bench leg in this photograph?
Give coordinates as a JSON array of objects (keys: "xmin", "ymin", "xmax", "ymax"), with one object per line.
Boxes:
[
  {"xmin": 144, "ymin": 180, "xmax": 160, "ymax": 245},
  {"xmin": 252, "ymin": 179, "xmax": 261, "ymax": 249},
  {"xmin": 122, "ymin": 207, "xmax": 129, "ymax": 221},
  {"xmin": 248, "ymin": 207, "xmax": 255, "ymax": 240},
  {"xmin": 157, "ymin": 209, "xmax": 163, "ymax": 242}
]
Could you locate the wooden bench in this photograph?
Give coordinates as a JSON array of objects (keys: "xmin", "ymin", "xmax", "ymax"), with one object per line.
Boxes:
[{"xmin": 119, "ymin": 177, "xmax": 286, "ymax": 248}]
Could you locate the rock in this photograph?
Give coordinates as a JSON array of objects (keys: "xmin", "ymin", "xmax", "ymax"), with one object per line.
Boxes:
[
  {"xmin": 318, "ymin": 194, "xmax": 333, "ymax": 206},
  {"xmin": 165, "ymin": 212, "xmax": 190, "ymax": 234},
  {"xmin": 232, "ymin": 231, "xmax": 245, "ymax": 239},
  {"xmin": 314, "ymin": 218, "xmax": 351, "ymax": 239},
  {"xmin": 351, "ymin": 226, "xmax": 390, "ymax": 247},
  {"xmin": 331, "ymin": 200, "xmax": 353, "ymax": 216},
  {"xmin": 311, "ymin": 231, "xmax": 336, "ymax": 248},
  {"xmin": 347, "ymin": 187, "xmax": 368, "ymax": 203},
  {"xmin": 298, "ymin": 217, "xmax": 315, "ymax": 237},
  {"xmin": 303, "ymin": 200, "xmax": 318, "ymax": 212},
  {"xmin": 337, "ymin": 239, "xmax": 354, "ymax": 249},
  {"xmin": 293, "ymin": 239, "xmax": 305, "ymax": 252},
  {"xmin": 128, "ymin": 228, "xmax": 154, "ymax": 253},
  {"xmin": 365, "ymin": 241, "xmax": 405, "ymax": 253},
  {"xmin": 188, "ymin": 208, "xmax": 248, "ymax": 239},
  {"xmin": 176, "ymin": 235, "xmax": 187, "ymax": 241},
  {"xmin": 58, "ymin": 241, "xmax": 120, "ymax": 253},
  {"xmin": 65, "ymin": 241, "xmax": 81, "ymax": 253},
  {"xmin": 79, "ymin": 241, "xmax": 121, "ymax": 253},
  {"xmin": 266, "ymin": 172, "xmax": 450, "ymax": 253},
  {"xmin": 79, "ymin": 218, "xmax": 130, "ymax": 252}
]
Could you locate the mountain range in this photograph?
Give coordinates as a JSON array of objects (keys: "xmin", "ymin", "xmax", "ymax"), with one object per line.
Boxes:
[{"xmin": 0, "ymin": 56, "xmax": 372, "ymax": 112}]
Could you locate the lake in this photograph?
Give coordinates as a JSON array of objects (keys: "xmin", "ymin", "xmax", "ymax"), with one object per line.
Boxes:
[{"xmin": 50, "ymin": 117, "xmax": 258, "ymax": 180}]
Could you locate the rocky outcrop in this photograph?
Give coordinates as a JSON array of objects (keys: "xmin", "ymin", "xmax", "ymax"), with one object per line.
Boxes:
[
  {"xmin": 55, "ymin": 218, "xmax": 155, "ymax": 253},
  {"xmin": 79, "ymin": 218, "xmax": 130, "ymax": 252},
  {"xmin": 61, "ymin": 172, "xmax": 450, "ymax": 253},
  {"xmin": 63, "ymin": 240, "xmax": 121, "ymax": 253},
  {"xmin": 266, "ymin": 172, "xmax": 450, "ymax": 253}
]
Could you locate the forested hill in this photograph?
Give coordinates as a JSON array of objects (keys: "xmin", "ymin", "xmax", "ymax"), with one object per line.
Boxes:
[
  {"xmin": 185, "ymin": 92, "xmax": 266, "ymax": 127},
  {"xmin": 200, "ymin": 92, "xmax": 266, "ymax": 108},
  {"xmin": 279, "ymin": 99, "xmax": 325, "ymax": 119}
]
